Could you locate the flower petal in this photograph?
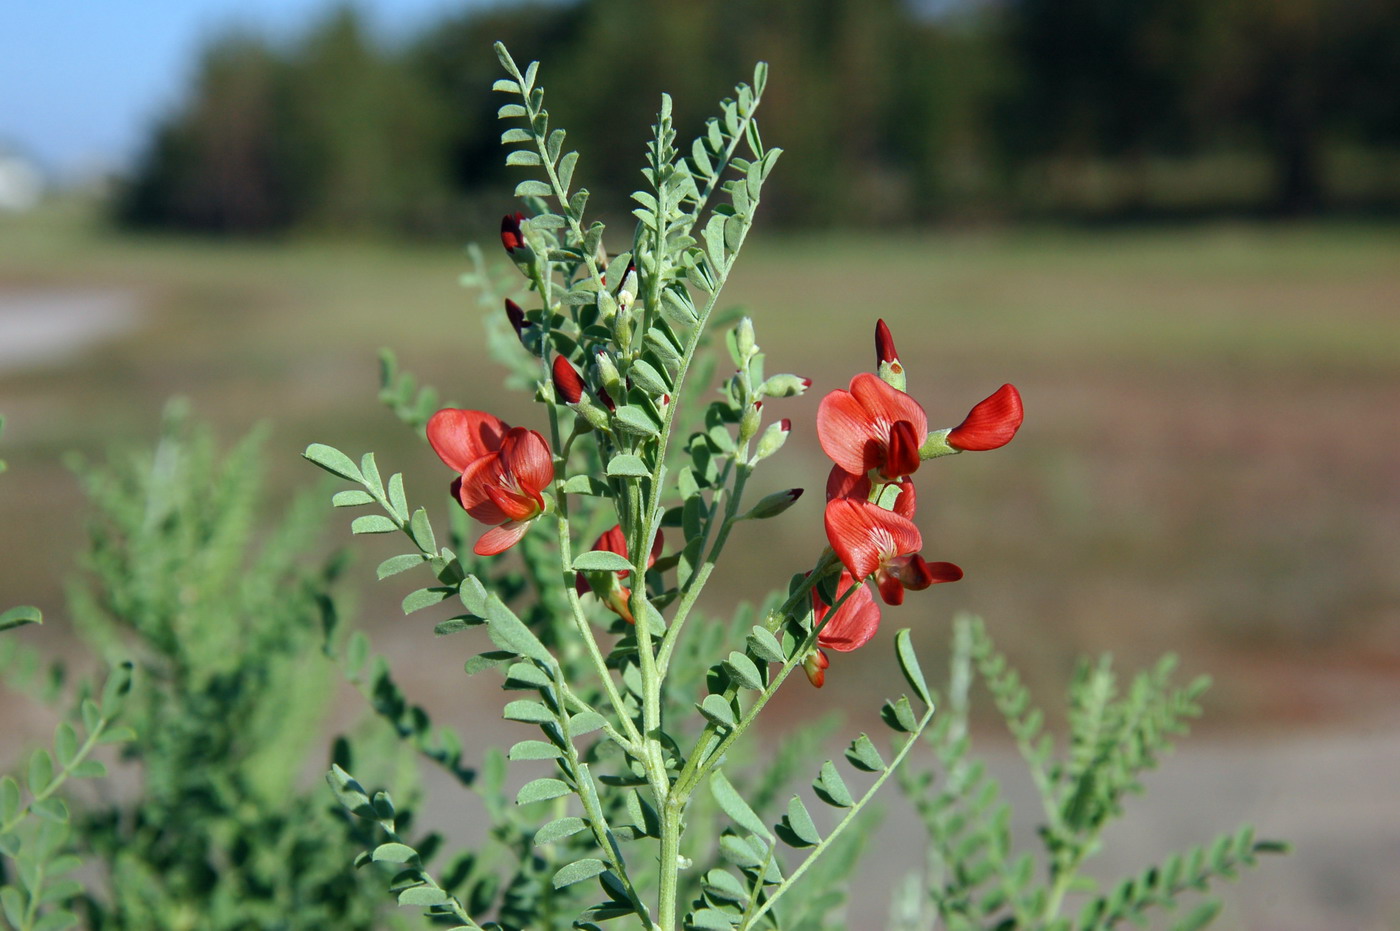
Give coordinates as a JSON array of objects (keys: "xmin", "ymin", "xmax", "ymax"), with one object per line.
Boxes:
[
  {"xmin": 483, "ymin": 481, "xmax": 541, "ymax": 523},
  {"xmin": 501, "ymin": 427, "xmax": 555, "ymax": 495},
  {"xmin": 475, "ymin": 520, "xmax": 530, "ymax": 556},
  {"xmin": 824, "ymin": 498, "xmax": 922, "ymax": 580},
  {"xmin": 883, "ymin": 419, "xmax": 922, "ymax": 480},
  {"xmin": 948, "ymin": 384, "xmax": 1023, "ymax": 451},
  {"xmin": 816, "ymin": 388, "xmax": 880, "ymax": 476},
  {"xmin": 428, "ymin": 409, "xmax": 508, "ymax": 472},
  {"xmin": 847, "ymin": 373, "xmax": 928, "ymax": 444},
  {"xmin": 816, "ymin": 574, "xmax": 882, "ymax": 652},
  {"xmin": 825, "ymin": 464, "xmax": 871, "ymax": 502},
  {"xmin": 458, "ymin": 454, "xmax": 509, "ymax": 522}
]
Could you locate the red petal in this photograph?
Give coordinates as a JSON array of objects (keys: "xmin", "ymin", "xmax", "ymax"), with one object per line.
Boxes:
[
  {"xmin": 501, "ymin": 212, "xmax": 525, "ymax": 253},
  {"xmin": 847, "ymin": 373, "xmax": 928, "ymax": 445},
  {"xmin": 552, "ymin": 355, "xmax": 584, "ymax": 404},
  {"xmin": 825, "ymin": 465, "xmax": 871, "ymax": 502},
  {"xmin": 803, "ymin": 650, "xmax": 829, "ymax": 688},
  {"xmin": 883, "ymin": 419, "xmax": 921, "ymax": 480},
  {"xmin": 948, "ymin": 384, "xmax": 1023, "ymax": 451},
  {"xmin": 817, "ymin": 388, "xmax": 882, "ymax": 476},
  {"xmin": 924, "ymin": 561, "xmax": 964, "ymax": 584},
  {"xmin": 501, "ymin": 428, "xmax": 554, "ymax": 495},
  {"xmin": 876, "ymin": 571, "xmax": 906, "ymax": 606},
  {"xmin": 891, "ymin": 478, "xmax": 917, "ymax": 520},
  {"xmin": 483, "ymin": 481, "xmax": 540, "ymax": 522},
  {"xmin": 475, "ymin": 520, "xmax": 530, "ymax": 555},
  {"xmin": 427, "ymin": 409, "xmax": 508, "ymax": 473},
  {"xmin": 505, "ymin": 299, "xmax": 529, "ymax": 340},
  {"xmin": 458, "ymin": 454, "xmax": 508, "ymax": 522},
  {"xmin": 824, "ymin": 498, "xmax": 922, "ymax": 580},
  {"xmin": 816, "ymin": 574, "xmax": 882, "ymax": 652}
]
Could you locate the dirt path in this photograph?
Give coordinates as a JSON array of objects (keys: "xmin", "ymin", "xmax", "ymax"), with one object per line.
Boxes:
[{"xmin": 0, "ymin": 287, "xmax": 141, "ymax": 373}]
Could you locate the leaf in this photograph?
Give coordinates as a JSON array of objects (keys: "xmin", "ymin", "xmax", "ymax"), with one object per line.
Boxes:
[
  {"xmin": 483, "ymin": 595, "xmax": 554, "ymax": 665},
  {"xmin": 506, "ymin": 150, "xmax": 542, "ymax": 167},
  {"xmin": 846, "ymin": 734, "xmax": 886, "ymax": 773},
  {"xmin": 606, "ymin": 454, "xmax": 650, "ymax": 477},
  {"xmin": 746, "ymin": 627, "xmax": 784, "ymax": 664},
  {"xmin": 516, "ymin": 777, "xmax": 572, "ymax": 805},
  {"xmin": 562, "ymin": 475, "xmax": 612, "ymax": 496},
  {"xmin": 894, "ymin": 629, "xmax": 933, "ymax": 707},
  {"xmin": 723, "ymin": 651, "xmax": 763, "ymax": 690},
  {"xmin": 697, "ymin": 694, "xmax": 735, "ymax": 728},
  {"xmin": 612, "ymin": 405, "xmax": 660, "ymax": 437},
  {"xmin": 777, "ymin": 796, "xmax": 821, "ymax": 848},
  {"xmin": 701, "ymin": 868, "xmax": 749, "ymax": 905},
  {"xmin": 0, "ymin": 777, "xmax": 19, "ymax": 822},
  {"xmin": 351, "ymin": 515, "xmax": 398, "ymax": 534},
  {"xmin": 387, "ymin": 472, "xmax": 409, "ymax": 520},
  {"xmin": 0, "ymin": 605, "xmax": 42, "ymax": 631},
  {"xmin": 303, "ymin": 443, "xmax": 363, "ymax": 481},
  {"xmin": 813, "ymin": 761, "xmax": 853, "ymax": 808},
  {"xmin": 515, "ymin": 179, "xmax": 553, "ymax": 198},
  {"xmin": 689, "ymin": 909, "xmax": 739, "ymax": 929},
  {"xmin": 569, "ymin": 711, "xmax": 607, "ymax": 735},
  {"xmin": 464, "ymin": 651, "xmax": 514, "ymax": 676},
  {"xmin": 408, "ymin": 508, "xmax": 437, "ymax": 552},
  {"xmin": 332, "ymin": 489, "xmax": 375, "ymax": 507},
  {"xmin": 372, "ymin": 843, "xmax": 418, "ymax": 864},
  {"xmin": 70, "ymin": 760, "xmax": 106, "ymax": 779},
  {"xmin": 377, "ymin": 554, "xmax": 426, "ymax": 580},
  {"xmin": 882, "ymin": 696, "xmax": 919, "ymax": 733},
  {"xmin": 53, "ymin": 723, "xmax": 77, "ymax": 767},
  {"xmin": 508, "ymin": 740, "xmax": 563, "ymax": 761},
  {"xmin": 33, "ymin": 911, "xmax": 79, "ymax": 931},
  {"xmin": 503, "ymin": 700, "xmax": 555, "ymax": 725},
  {"xmin": 535, "ymin": 817, "xmax": 588, "ymax": 846},
  {"xmin": 99, "ymin": 662, "xmax": 132, "ymax": 718},
  {"xmin": 398, "ymin": 884, "xmax": 449, "ymax": 907},
  {"xmin": 402, "ymin": 587, "xmax": 453, "ymax": 615},
  {"xmin": 28, "ymin": 748, "xmax": 54, "ymax": 794},
  {"xmin": 573, "ymin": 550, "xmax": 634, "ymax": 572},
  {"xmin": 29, "ymin": 797, "xmax": 68, "ymax": 822},
  {"xmin": 553, "ymin": 858, "xmax": 607, "ymax": 889},
  {"xmin": 629, "ymin": 359, "xmax": 670, "ymax": 395},
  {"xmin": 710, "ymin": 771, "xmax": 770, "ymax": 839}
]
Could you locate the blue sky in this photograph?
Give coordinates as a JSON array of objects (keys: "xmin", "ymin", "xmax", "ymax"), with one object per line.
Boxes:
[{"xmin": 0, "ymin": 0, "xmax": 500, "ymax": 179}]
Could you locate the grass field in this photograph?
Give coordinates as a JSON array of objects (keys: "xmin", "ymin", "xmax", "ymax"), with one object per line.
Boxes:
[{"xmin": 2, "ymin": 199, "xmax": 1398, "ymax": 729}]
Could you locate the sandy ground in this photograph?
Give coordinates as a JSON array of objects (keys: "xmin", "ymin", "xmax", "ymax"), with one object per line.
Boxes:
[{"xmin": 0, "ymin": 287, "xmax": 141, "ymax": 373}]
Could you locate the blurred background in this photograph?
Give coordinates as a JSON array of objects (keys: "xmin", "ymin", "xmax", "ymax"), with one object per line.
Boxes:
[{"xmin": 2, "ymin": 0, "xmax": 1398, "ymax": 928}]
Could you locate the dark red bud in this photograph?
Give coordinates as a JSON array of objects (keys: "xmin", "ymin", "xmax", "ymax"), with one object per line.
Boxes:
[
  {"xmin": 780, "ymin": 418, "xmax": 791, "ymax": 432},
  {"xmin": 552, "ymin": 355, "xmax": 584, "ymax": 405},
  {"xmin": 598, "ymin": 385, "xmax": 615, "ymax": 412},
  {"xmin": 948, "ymin": 384, "xmax": 1024, "ymax": 451},
  {"xmin": 788, "ymin": 488, "xmax": 804, "ymax": 501},
  {"xmin": 504, "ymin": 299, "xmax": 529, "ymax": 340},
  {"xmin": 501, "ymin": 212, "xmax": 526, "ymax": 253},
  {"xmin": 875, "ymin": 318, "xmax": 900, "ymax": 367},
  {"xmin": 801, "ymin": 377, "xmax": 813, "ymax": 389}
]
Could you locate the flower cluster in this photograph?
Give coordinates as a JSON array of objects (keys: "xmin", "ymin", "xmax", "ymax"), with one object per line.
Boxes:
[{"xmin": 807, "ymin": 319, "xmax": 1023, "ymax": 685}]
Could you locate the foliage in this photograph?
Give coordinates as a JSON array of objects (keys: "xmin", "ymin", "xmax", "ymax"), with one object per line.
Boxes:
[
  {"xmin": 59, "ymin": 402, "xmax": 393, "ymax": 930},
  {"xmin": 0, "ymin": 418, "xmax": 41, "ymax": 632},
  {"xmin": 892, "ymin": 616, "xmax": 1286, "ymax": 930}
]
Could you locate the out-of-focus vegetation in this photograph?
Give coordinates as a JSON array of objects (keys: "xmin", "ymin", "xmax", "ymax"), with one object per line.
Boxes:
[{"xmin": 115, "ymin": 0, "xmax": 1400, "ymax": 235}]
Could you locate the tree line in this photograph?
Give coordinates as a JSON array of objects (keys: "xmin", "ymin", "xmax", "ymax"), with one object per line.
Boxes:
[{"xmin": 116, "ymin": 0, "xmax": 1400, "ymax": 235}]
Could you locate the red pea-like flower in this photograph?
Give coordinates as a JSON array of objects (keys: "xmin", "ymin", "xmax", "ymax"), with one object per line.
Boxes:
[
  {"xmin": 552, "ymin": 355, "xmax": 585, "ymax": 405},
  {"xmin": 825, "ymin": 464, "xmax": 916, "ymax": 519},
  {"xmin": 427, "ymin": 408, "xmax": 554, "ymax": 556},
  {"xmin": 804, "ymin": 571, "xmax": 881, "ymax": 687},
  {"xmin": 505, "ymin": 298, "xmax": 530, "ymax": 343},
  {"xmin": 575, "ymin": 524, "xmax": 664, "ymax": 623},
  {"xmin": 824, "ymin": 497, "xmax": 960, "ymax": 605},
  {"xmin": 817, "ymin": 372, "xmax": 928, "ymax": 482},
  {"xmin": 947, "ymin": 384, "xmax": 1024, "ymax": 451},
  {"xmin": 501, "ymin": 212, "xmax": 526, "ymax": 253}
]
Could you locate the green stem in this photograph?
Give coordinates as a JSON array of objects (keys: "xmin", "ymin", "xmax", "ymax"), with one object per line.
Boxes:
[{"xmin": 2, "ymin": 716, "xmax": 112, "ymax": 836}]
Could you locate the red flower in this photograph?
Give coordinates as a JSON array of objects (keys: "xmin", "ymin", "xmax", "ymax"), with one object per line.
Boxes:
[
  {"xmin": 505, "ymin": 299, "xmax": 530, "ymax": 343},
  {"xmin": 501, "ymin": 212, "xmax": 526, "ymax": 253},
  {"xmin": 427, "ymin": 408, "xmax": 554, "ymax": 556},
  {"xmin": 824, "ymin": 497, "xmax": 961, "ymax": 605},
  {"xmin": 875, "ymin": 318, "xmax": 900, "ymax": 369},
  {"xmin": 575, "ymin": 524, "xmax": 663, "ymax": 623},
  {"xmin": 804, "ymin": 570, "xmax": 881, "ymax": 687},
  {"xmin": 817, "ymin": 373, "xmax": 928, "ymax": 481},
  {"xmin": 825, "ymin": 464, "xmax": 916, "ymax": 519},
  {"xmin": 948, "ymin": 384, "xmax": 1023, "ymax": 451},
  {"xmin": 552, "ymin": 355, "xmax": 585, "ymax": 405}
]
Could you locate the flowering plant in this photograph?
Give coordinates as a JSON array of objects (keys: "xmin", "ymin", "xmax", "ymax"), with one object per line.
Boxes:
[{"xmin": 305, "ymin": 44, "xmax": 1279, "ymax": 930}]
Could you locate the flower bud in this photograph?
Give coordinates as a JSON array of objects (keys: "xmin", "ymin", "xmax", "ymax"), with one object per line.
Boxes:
[
  {"xmin": 501, "ymin": 212, "xmax": 527, "ymax": 254},
  {"xmin": 759, "ymin": 374, "xmax": 812, "ymax": 398},
  {"xmin": 753, "ymin": 418, "xmax": 791, "ymax": 461},
  {"xmin": 505, "ymin": 298, "xmax": 530, "ymax": 345},
  {"xmin": 741, "ymin": 488, "xmax": 804, "ymax": 521},
  {"xmin": 735, "ymin": 317, "xmax": 756, "ymax": 361},
  {"xmin": 595, "ymin": 351, "xmax": 623, "ymax": 398},
  {"xmin": 802, "ymin": 648, "xmax": 829, "ymax": 688},
  {"xmin": 875, "ymin": 318, "xmax": 906, "ymax": 391},
  {"xmin": 617, "ymin": 262, "xmax": 638, "ymax": 311},
  {"xmin": 552, "ymin": 355, "xmax": 585, "ymax": 405},
  {"xmin": 738, "ymin": 400, "xmax": 762, "ymax": 445}
]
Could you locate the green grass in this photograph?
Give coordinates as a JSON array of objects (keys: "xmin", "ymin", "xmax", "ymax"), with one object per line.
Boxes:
[{"xmin": 3, "ymin": 198, "xmax": 1398, "ymax": 725}]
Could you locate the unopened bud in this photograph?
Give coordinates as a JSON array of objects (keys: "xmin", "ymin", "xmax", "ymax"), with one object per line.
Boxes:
[
  {"xmin": 875, "ymin": 318, "xmax": 906, "ymax": 391},
  {"xmin": 501, "ymin": 212, "xmax": 528, "ymax": 255},
  {"xmin": 741, "ymin": 488, "xmax": 803, "ymax": 521},
  {"xmin": 552, "ymin": 355, "xmax": 585, "ymax": 405},
  {"xmin": 618, "ymin": 262, "xmax": 638, "ymax": 311},
  {"xmin": 753, "ymin": 418, "xmax": 791, "ymax": 461},
  {"xmin": 738, "ymin": 400, "xmax": 762, "ymax": 445},
  {"xmin": 802, "ymin": 648, "xmax": 830, "ymax": 688},
  {"xmin": 595, "ymin": 351, "xmax": 622, "ymax": 398},
  {"xmin": 505, "ymin": 299, "xmax": 530, "ymax": 345},
  {"xmin": 735, "ymin": 317, "xmax": 756, "ymax": 361},
  {"xmin": 759, "ymin": 374, "xmax": 811, "ymax": 398}
]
